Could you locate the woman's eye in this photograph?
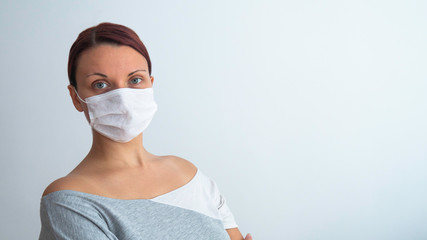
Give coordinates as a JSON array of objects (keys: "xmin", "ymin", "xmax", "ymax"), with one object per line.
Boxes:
[
  {"xmin": 130, "ymin": 77, "xmax": 142, "ymax": 85},
  {"xmin": 93, "ymin": 82, "xmax": 108, "ymax": 89}
]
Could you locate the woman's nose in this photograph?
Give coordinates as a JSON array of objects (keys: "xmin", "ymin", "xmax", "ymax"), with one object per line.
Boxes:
[{"xmin": 111, "ymin": 81, "xmax": 128, "ymax": 89}]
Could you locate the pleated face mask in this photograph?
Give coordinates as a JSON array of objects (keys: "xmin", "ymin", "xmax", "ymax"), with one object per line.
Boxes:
[{"xmin": 74, "ymin": 87, "xmax": 158, "ymax": 142}]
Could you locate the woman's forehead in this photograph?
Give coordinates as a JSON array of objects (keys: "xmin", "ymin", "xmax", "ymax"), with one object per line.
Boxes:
[{"xmin": 76, "ymin": 44, "xmax": 148, "ymax": 77}]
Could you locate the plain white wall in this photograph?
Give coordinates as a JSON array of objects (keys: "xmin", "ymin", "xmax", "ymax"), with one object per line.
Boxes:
[{"xmin": 1, "ymin": 0, "xmax": 426, "ymax": 239}]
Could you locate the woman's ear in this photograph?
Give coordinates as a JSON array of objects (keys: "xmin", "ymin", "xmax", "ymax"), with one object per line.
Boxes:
[
  {"xmin": 150, "ymin": 76, "xmax": 154, "ymax": 86},
  {"xmin": 67, "ymin": 85, "xmax": 84, "ymax": 112}
]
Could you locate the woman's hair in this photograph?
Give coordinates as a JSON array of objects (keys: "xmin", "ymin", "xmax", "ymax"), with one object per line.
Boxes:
[{"xmin": 68, "ymin": 22, "xmax": 152, "ymax": 88}]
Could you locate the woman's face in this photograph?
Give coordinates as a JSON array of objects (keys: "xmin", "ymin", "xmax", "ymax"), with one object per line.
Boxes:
[{"xmin": 68, "ymin": 44, "xmax": 153, "ymax": 117}]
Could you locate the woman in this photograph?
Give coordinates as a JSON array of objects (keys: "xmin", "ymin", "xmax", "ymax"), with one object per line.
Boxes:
[{"xmin": 39, "ymin": 22, "xmax": 252, "ymax": 240}]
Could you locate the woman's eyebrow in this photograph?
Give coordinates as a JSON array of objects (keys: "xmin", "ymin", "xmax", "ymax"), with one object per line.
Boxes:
[
  {"xmin": 86, "ymin": 72, "xmax": 107, "ymax": 78},
  {"xmin": 85, "ymin": 69, "xmax": 146, "ymax": 79},
  {"xmin": 128, "ymin": 69, "xmax": 146, "ymax": 76}
]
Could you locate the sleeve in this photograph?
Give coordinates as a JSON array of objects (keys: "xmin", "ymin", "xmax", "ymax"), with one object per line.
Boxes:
[
  {"xmin": 39, "ymin": 194, "xmax": 117, "ymax": 240},
  {"xmin": 208, "ymin": 175, "xmax": 239, "ymax": 229},
  {"xmin": 217, "ymin": 194, "xmax": 238, "ymax": 229}
]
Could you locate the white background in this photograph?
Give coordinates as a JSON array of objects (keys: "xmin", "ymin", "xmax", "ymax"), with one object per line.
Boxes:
[{"xmin": 0, "ymin": 0, "xmax": 426, "ymax": 239}]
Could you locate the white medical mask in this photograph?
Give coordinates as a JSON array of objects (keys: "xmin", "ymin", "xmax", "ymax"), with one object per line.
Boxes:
[{"xmin": 74, "ymin": 87, "xmax": 158, "ymax": 143}]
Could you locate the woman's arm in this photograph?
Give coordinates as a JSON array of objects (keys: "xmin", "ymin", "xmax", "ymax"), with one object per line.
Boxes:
[{"xmin": 227, "ymin": 228, "xmax": 253, "ymax": 240}]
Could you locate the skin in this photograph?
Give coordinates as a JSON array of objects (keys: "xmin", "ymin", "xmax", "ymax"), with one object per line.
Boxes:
[{"xmin": 42, "ymin": 44, "xmax": 252, "ymax": 240}]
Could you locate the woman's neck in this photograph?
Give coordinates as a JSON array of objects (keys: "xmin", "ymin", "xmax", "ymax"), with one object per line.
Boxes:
[{"xmin": 85, "ymin": 130, "xmax": 153, "ymax": 169}]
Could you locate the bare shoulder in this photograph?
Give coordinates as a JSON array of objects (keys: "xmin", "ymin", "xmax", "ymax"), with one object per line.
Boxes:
[
  {"xmin": 41, "ymin": 175, "xmax": 92, "ymax": 197},
  {"xmin": 161, "ymin": 155, "xmax": 198, "ymax": 178}
]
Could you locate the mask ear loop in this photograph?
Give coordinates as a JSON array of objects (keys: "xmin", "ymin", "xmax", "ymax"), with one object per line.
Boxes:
[{"xmin": 73, "ymin": 86, "xmax": 87, "ymax": 103}]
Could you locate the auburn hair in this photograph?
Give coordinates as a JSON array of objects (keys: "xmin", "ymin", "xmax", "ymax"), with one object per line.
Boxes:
[{"xmin": 67, "ymin": 22, "xmax": 152, "ymax": 88}]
